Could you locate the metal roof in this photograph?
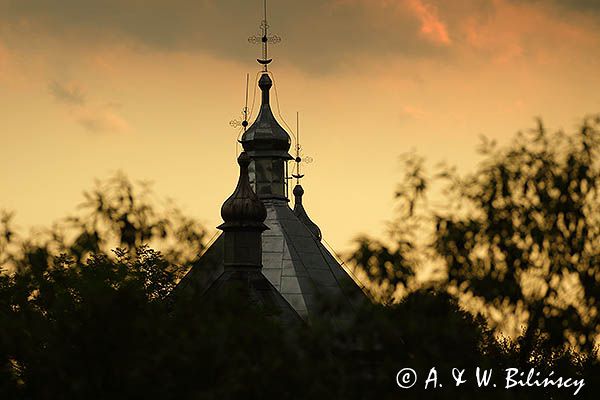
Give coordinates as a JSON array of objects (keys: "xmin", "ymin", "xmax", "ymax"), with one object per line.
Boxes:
[
  {"xmin": 175, "ymin": 198, "xmax": 368, "ymax": 322},
  {"xmin": 240, "ymin": 74, "xmax": 292, "ymax": 159}
]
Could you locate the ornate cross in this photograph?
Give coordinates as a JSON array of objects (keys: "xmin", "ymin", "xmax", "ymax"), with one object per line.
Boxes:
[
  {"xmin": 229, "ymin": 73, "xmax": 250, "ymax": 132},
  {"xmin": 248, "ymin": 0, "xmax": 281, "ymax": 71},
  {"xmin": 292, "ymin": 112, "xmax": 314, "ymax": 185}
]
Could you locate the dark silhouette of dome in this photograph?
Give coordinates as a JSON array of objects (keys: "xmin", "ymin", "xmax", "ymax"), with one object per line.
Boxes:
[
  {"xmin": 219, "ymin": 152, "xmax": 267, "ymax": 229},
  {"xmin": 241, "ymin": 74, "xmax": 291, "ymax": 158}
]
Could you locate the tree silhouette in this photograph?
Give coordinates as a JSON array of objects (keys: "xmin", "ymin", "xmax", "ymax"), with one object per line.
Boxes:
[
  {"xmin": 348, "ymin": 153, "xmax": 430, "ymax": 303},
  {"xmin": 0, "ymin": 151, "xmax": 597, "ymax": 398},
  {"xmin": 1, "ymin": 122, "xmax": 599, "ymax": 397},
  {"xmin": 349, "ymin": 116, "xmax": 600, "ymax": 357},
  {"xmin": 1, "ymin": 173, "xmax": 207, "ymax": 276},
  {"xmin": 436, "ymin": 117, "xmax": 600, "ymax": 357}
]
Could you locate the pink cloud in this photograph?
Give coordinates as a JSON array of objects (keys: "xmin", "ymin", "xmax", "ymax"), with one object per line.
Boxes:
[
  {"xmin": 401, "ymin": 105, "xmax": 428, "ymax": 119},
  {"xmin": 405, "ymin": 0, "xmax": 451, "ymax": 45}
]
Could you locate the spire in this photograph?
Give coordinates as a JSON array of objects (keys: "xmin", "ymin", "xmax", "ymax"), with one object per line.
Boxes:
[
  {"xmin": 242, "ymin": 0, "xmax": 291, "ymax": 200},
  {"xmin": 293, "ymin": 185, "xmax": 322, "ymax": 241},
  {"xmin": 218, "ymin": 152, "xmax": 268, "ymax": 268},
  {"xmin": 291, "ymin": 112, "xmax": 313, "ymax": 185}
]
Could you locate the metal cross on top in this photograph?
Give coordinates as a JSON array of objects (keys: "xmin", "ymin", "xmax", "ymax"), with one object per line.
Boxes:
[
  {"xmin": 292, "ymin": 112, "xmax": 314, "ymax": 185},
  {"xmin": 230, "ymin": 74, "xmax": 250, "ymax": 132},
  {"xmin": 248, "ymin": 0, "xmax": 281, "ymax": 71}
]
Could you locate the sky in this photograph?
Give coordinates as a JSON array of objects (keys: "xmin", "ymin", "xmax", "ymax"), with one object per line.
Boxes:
[{"xmin": 1, "ymin": 0, "xmax": 600, "ymax": 253}]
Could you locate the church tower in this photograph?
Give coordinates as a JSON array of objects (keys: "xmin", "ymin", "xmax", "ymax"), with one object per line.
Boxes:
[
  {"xmin": 241, "ymin": 73, "xmax": 292, "ymax": 200},
  {"xmin": 175, "ymin": 1, "xmax": 368, "ymax": 322}
]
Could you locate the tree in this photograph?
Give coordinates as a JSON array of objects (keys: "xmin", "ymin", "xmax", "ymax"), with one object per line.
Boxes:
[
  {"xmin": 1, "ymin": 173, "xmax": 207, "ymax": 276},
  {"xmin": 349, "ymin": 115, "xmax": 600, "ymax": 357},
  {"xmin": 1, "ymin": 166, "xmax": 597, "ymax": 398},
  {"xmin": 436, "ymin": 117, "xmax": 600, "ymax": 357},
  {"xmin": 347, "ymin": 153, "xmax": 430, "ymax": 303}
]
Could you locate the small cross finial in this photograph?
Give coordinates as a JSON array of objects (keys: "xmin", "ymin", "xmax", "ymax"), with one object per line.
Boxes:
[
  {"xmin": 248, "ymin": 0, "xmax": 281, "ymax": 71},
  {"xmin": 291, "ymin": 112, "xmax": 314, "ymax": 185},
  {"xmin": 229, "ymin": 73, "xmax": 250, "ymax": 132}
]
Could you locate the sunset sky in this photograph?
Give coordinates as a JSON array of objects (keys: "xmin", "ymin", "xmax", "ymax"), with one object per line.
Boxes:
[{"xmin": 1, "ymin": 0, "xmax": 600, "ymax": 252}]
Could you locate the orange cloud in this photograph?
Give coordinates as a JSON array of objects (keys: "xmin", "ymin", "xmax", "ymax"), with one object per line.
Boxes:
[
  {"xmin": 405, "ymin": 0, "xmax": 451, "ymax": 45},
  {"xmin": 49, "ymin": 81, "xmax": 86, "ymax": 105},
  {"xmin": 459, "ymin": 0, "xmax": 596, "ymax": 65},
  {"xmin": 76, "ymin": 105, "xmax": 129, "ymax": 134},
  {"xmin": 48, "ymin": 79, "xmax": 129, "ymax": 134},
  {"xmin": 400, "ymin": 104, "xmax": 428, "ymax": 119}
]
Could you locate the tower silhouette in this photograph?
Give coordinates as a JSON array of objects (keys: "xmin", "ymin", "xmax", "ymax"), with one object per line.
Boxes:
[{"xmin": 175, "ymin": 0, "xmax": 368, "ymax": 323}]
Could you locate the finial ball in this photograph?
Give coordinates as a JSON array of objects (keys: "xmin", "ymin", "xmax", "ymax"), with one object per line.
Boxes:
[
  {"xmin": 258, "ymin": 73, "xmax": 273, "ymax": 90},
  {"xmin": 293, "ymin": 184, "xmax": 304, "ymax": 197}
]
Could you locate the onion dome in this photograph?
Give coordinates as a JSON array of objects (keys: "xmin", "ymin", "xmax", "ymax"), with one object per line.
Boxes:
[
  {"xmin": 241, "ymin": 74, "xmax": 292, "ymax": 159},
  {"xmin": 219, "ymin": 152, "xmax": 268, "ymax": 230},
  {"xmin": 293, "ymin": 184, "xmax": 322, "ymax": 240}
]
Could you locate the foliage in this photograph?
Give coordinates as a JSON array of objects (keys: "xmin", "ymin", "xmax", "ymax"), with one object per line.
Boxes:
[
  {"xmin": 0, "ymin": 159, "xmax": 597, "ymax": 398},
  {"xmin": 1, "ymin": 173, "xmax": 207, "ymax": 276},
  {"xmin": 348, "ymin": 116, "xmax": 600, "ymax": 357},
  {"xmin": 348, "ymin": 154, "xmax": 431, "ymax": 302},
  {"xmin": 0, "ymin": 246, "xmax": 176, "ymax": 398},
  {"xmin": 1, "ymin": 118, "xmax": 599, "ymax": 397},
  {"xmin": 436, "ymin": 118, "xmax": 600, "ymax": 357},
  {"xmin": 0, "ymin": 242, "xmax": 596, "ymax": 398}
]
